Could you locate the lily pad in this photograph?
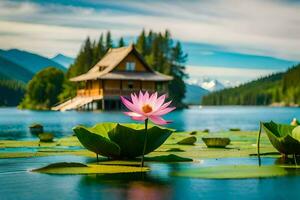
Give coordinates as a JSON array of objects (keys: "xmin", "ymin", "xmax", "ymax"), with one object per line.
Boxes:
[
  {"xmin": 166, "ymin": 148, "xmax": 185, "ymax": 152},
  {"xmin": 38, "ymin": 133, "xmax": 54, "ymax": 142},
  {"xmin": 262, "ymin": 121, "xmax": 300, "ymax": 155},
  {"xmin": 177, "ymin": 136, "xmax": 197, "ymax": 145},
  {"xmin": 32, "ymin": 162, "xmax": 149, "ymax": 174},
  {"xmin": 202, "ymin": 137, "xmax": 231, "ymax": 148},
  {"xmin": 29, "ymin": 124, "xmax": 43, "ymax": 135},
  {"xmin": 172, "ymin": 165, "xmax": 288, "ymax": 179},
  {"xmin": 145, "ymin": 154, "xmax": 193, "ymax": 162},
  {"xmin": 74, "ymin": 123, "xmax": 174, "ymax": 158}
]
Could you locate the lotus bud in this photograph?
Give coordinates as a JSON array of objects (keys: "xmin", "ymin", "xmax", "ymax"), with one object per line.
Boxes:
[{"xmin": 291, "ymin": 118, "xmax": 299, "ymax": 126}]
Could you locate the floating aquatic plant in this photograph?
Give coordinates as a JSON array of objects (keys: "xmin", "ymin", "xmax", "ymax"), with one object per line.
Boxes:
[
  {"xmin": 257, "ymin": 121, "xmax": 300, "ymax": 157},
  {"xmin": 177, "ymin": 136, "xmax": 197, "ymax": 145},
  {"xmin": 172, "ymin": 165, "xmax": 288, "ymax": 179},
  {"xmin": 202, "ymin": 137, "xmax": 231, "ymax": 148},
  {"xmin": 32, "ymin": 162, "xmax": 149, "ymax": 174},
  {"xmin": 74, "ymin": 122, "xmax": 174, "ymax": 159},
  {"xmin": 121, "ymin": 91, "xmax": 175, "ymax": 166}
]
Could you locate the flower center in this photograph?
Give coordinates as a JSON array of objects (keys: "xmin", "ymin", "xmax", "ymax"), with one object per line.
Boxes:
[{"xmin": 142, "ymin": 104, "xmax": 152, "ymax": 113}]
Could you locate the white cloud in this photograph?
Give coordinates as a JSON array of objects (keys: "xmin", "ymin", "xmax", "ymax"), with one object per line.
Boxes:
[{"xmin": 0, "ymin": 0, "xmax": 299, "ymax": 60}]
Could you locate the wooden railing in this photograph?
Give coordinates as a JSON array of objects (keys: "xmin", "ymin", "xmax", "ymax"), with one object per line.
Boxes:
[
  {"xmin": 77, "ymin": 88, "xmax": 168, "ymax": 98},
  {"xmin": 77, "ymin": 89, "xmax": 103, "ymax": 98},
  {"xmin": 104, "ymin": 89, "xmax": 168, "ymax": 97}
]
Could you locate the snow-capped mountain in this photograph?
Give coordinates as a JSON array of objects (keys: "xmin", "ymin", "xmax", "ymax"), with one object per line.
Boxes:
[
  {"xmin": 187, "ymin": 78, "xmax": 226, "ymax": 92},
  {"xmin": 200, "ymin": 79, "xmax": 225, "ymax": 92}
]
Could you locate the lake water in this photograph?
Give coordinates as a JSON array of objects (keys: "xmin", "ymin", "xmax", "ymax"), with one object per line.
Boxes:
[
  {"xmin": 1, "ymin": 107, "xmax": 300, "ymax": 199},
  {"xmin": 0, "ymin": 156, "xmax": 299, "ymax": 200},
  {"xmin": 1, "ymin": 106, "xmax": 300, "ymax": 139}
]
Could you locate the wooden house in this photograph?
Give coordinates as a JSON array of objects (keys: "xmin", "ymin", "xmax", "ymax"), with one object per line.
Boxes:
[{"xmin": 52, "ymin": 44, "xmax": 172, "ymax": 111}]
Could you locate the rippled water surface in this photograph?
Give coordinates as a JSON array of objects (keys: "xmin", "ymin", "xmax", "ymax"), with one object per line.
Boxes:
[
  {"xmin": 0, "ymin": 156, "xmax": 299, "ymax": 200},
  {"xmin": 1, "ymin": 107, "xmax": 300, "ymax": 139}
]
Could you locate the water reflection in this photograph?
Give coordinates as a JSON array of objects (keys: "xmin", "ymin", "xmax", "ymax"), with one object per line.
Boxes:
[
  {"xmin": 79, "ymin": 173, "xmax": 172, "ymax": 200},
  {"xmin": 1, "ymin": 156, "xmax": 300, "ymax": 199}
]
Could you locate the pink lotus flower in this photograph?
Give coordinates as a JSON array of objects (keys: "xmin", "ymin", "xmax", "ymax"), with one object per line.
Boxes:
[{"xmin": 121, "ymin": 91, "xmax": 175, "ymax": 125}]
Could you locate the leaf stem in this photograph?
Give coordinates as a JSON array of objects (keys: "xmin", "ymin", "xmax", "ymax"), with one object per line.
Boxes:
[
  {"xmin": 141, "ymin": 118, "xmax": 148, "ymax": 167},
  {"xmin": 257, "ymin": 122, "xmax": 262, "ymax": 166}
]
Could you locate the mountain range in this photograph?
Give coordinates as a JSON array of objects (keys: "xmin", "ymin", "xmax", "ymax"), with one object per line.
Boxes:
[
  {"xmin": 202, "ymin": 63, "xmax": 300, "ymax": 106},
  {"xmin": 183, "ymin": 79, "xmax": 225, "ymax": 105},
  {"xmin": 0, "ymin": 49, "xmax": 68, "ymax": 83},
  {"xmin": 0, "ymin": 48, "xmax": 234, "ymax": 106},
  {"xmin": 0, "ymin": 49, "xmax": 66, "ymax": 74},
  {"xmin": 183, "ymin": 84, "xmax": 210, "ymax": 105},
  {"xmin": 51, "ymin": 54, "xmax": 74, "ymax": 68}
]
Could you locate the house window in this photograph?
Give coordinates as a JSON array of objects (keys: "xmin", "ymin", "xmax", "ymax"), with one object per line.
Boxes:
[
  {"xmin": 128, "ymin": 81, "xmax": 134, "ymax": 89},
  {"xmin": 156, "ymin": 82, "xmax": 163, "ymax": 91},
  {"xmin": 126, "ymin": 62, "xmax": 135, "ymax": 71}
]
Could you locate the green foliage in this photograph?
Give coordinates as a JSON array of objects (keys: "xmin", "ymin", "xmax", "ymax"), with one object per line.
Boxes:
[
  {"xmin": 137, "ymin": 30, "xmax": 188, "ymax": 108},
  {"xmin": 73, "ymin": 122, "xmax": 174, "ymax": 159},
  {"xmin": 203, "ymin": 63, "xmax": 300, "ymax": 105},
  {"xmin": 262, "ymin": 121, "xmax": 300, "ymax": 155},
  {"xmin": 118, "ymin": 37, "xmax": 125, "ymax": 47},
  {"xmin": 282, "ymin": 64, "xmax": 300, "ymax": 104},
  {"xmin": 0, "ymin": 79, "xmax": 25, "ymax": 106},
  {"xmin": 291, "ymin": 126, "xmax": 300, "ymax": 141},
  {"xmin": 19, "ymin": 67, "xmax": 65, "ymax": 110},
  {"xmin": 63, "ymin": 30, "xmax": 188, "ymax": 107}
]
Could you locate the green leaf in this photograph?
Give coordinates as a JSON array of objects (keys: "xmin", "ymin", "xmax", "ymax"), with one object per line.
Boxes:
[
  {"xmin": 32, "ymin": 162, "xmax": 149, "ymax": 174},
  {"xmin": 292, "ymin": 126, "xmax": 300, "ymax": 141},
  {"xmin": 172, "ymin": 165, "xmax": 288, "ymax": 179},
  {"xmin": 73, "ymin": 124, "xmax": 121, "ymax": 158},
  {"xmin": 262, "ymin": 121, "xmax": 300, "ymax": 155},
  {"xmin": 73, "ymin": 123, "xmax": 174, "ymax": 158},
  {"xmin": 177, "ymin": 136, "xmax": 197, "ymax": 145},
  {"xmin": 108, "ymin": 123, "xmax": 174, "ymax": 158},
  {"xmin": 145, "ymin": 154, "xmax": 193, "ymax": 162}
]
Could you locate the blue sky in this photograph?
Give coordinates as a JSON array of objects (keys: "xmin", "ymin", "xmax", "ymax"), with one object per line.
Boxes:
[{"xmin": 0, "ymin": 0, "xmax": 299, "ymax": 85}]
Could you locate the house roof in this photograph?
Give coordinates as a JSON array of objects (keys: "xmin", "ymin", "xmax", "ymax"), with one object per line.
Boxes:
[{"xmin": 70, "ymin": 44, "xmax": 172, "ymax": 82}]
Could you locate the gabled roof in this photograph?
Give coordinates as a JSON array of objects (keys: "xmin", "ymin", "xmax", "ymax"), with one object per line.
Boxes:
[{"xmin": 70, "ymin": 44, "xmax": 172, "ymax": 82}]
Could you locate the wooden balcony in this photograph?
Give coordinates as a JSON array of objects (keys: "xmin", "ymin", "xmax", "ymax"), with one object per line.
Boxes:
[
  {"xmin": 77, "ymin": 88, "xmax": 168, "ymax": 99},
  {"xmin": 103, "ymin": 89, "xmax": 168, "ymax": 97},
  {"xmin": 77, "ymin": 89, "xmax": 103, "ymax": 99}
]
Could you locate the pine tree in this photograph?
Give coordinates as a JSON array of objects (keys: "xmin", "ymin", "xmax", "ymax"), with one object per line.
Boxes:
[
  {"xmin": 93, "ymin": 33, "xmax": 105, "ymax": 65},
  {"xmin": 118, "ymin": 37, "xmax": 125, "ymax": 47},
  {"xmin": 105, "ymin": 31, "xmax": 113, "ymax": 49},
  {"xmin": 168, "ymin": 41, "xmax": 188, "ymax": 107},
  {"xmin": 136, "ymin": 29, "xmax": 147, "ymax": 56}
]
